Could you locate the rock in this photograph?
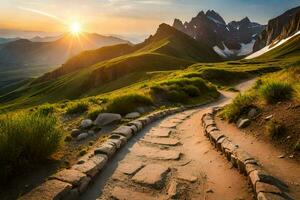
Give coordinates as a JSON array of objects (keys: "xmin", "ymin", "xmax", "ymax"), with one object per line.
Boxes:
[
  {"xmin": 78, "ymin": 177, "xmax": 91, "ymax": 193},
  {"xmin": 71, "ymin": 129, "xmax": 81, "ymax": 138},
  {"xmin": 50, "ymin": 169, "xmax": 86, "ymax": 186},
  {"xmin": 111, "ymin": 187, "xmax": 158, "ymax": 200},
  {"xmin": 255, "ymin": 182, "xmax": 281, "ymax": 194},
  {"xmin": 88, "ymin": 130, "xmax": 95, "ymax": 135},
  {"xmin": 177, "ymin": 173, "xmax": 197, "ymax": 183},
  {"xmin": 94, "ymin": 113, "xmax": 121, "ymax": 126},
  {"xmin": 118, "ymin": 161, "xmax": 144, "ymax": 175},
  {"xmin": 80, "ymin": 119, "xmax": 93, "ymax": 129},
  {"xmin": 278, "ymin": 155, "xmax": 285, "ymax": 158},
  {"xmin": 206, "ymin": 189, "xmax": 214, "ymax": 193},
  {"xmin": 77, "ymin": 133, "xmax": 88, "ymax": 141},
  {"xmin": 257, "ymin": 192, "xmax": 285, "ymax": 200},
  {"xmin": 112, "ymin": 126, "xmax": 133, "ymax": 139},
  {"xmin": 132, "ymin": 164, "xmax": 170, "ymax": 189},
  {"xmin": 286, "ymin": 136, "xmax": 291, "ymax": 139},
  {"xmin": 167, "ymin": 180, "xmax": 179, "ymax": 198},
  {"xmin": 125, "ymin": 112, "xmax": 141, "ymax": 119},
  {"xmin": 248, "ymin": 108, "xmax": 259, "ymax": 118},
  {"xmin": 135, "ymin": 145, "xmax": 181, "ymax": 160},
  {"xmin": 19, "ymin": 179, "xmax": 72, "ymax": 200},
  {"xmin": 142, "ymin": 138, "xmax": 180, "ymax": 146},
  {"xmin": 265, "ymin": 115, "xmax": 273, "ymax": 120},
  {"xmin": 237, "ymin": 118, "xmax": 251, "ymax": 128},
  {"xmin": 72, "ymin": 160, "xmax": 99, "ymax": 177},
  {"xmin": 94, "ymin": 143, "xmax": 116, "ymax": 157}
]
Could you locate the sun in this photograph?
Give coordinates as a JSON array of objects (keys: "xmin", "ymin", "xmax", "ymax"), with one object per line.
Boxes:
[{"xmin": 70, "ymin": 22, "xmax": 81, "ymax": 34}]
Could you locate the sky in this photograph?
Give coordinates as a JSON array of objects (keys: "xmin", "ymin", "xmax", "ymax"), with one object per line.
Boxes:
[{"xmin": 0, "ymin": 0, "xmax": 299, "ymax": 40}]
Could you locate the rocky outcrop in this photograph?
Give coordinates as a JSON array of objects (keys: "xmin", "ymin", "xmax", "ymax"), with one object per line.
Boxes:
[
  {"xmin": 172, "ymin": 10, "xmax": 265, "ymax": 57},
  {"xmin": 253, "ymin": 6, "xmax": 300, "ymax": 52}
]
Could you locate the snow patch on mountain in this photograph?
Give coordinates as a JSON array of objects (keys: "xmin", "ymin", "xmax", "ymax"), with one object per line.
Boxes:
[
  {"xmin": 213, "ymin": 40, "xmax": 256, "ymax": 58},
  {"xmin": 238, "ymin": 39, "xmax": 256, "ymax": 56},
  {"xmin": 246, "ymin": 30, "xmax": 300, "ymax": 59}
]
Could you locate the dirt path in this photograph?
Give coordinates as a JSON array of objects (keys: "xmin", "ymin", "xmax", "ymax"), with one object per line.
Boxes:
[
  {"xmin": 79, "ymin": 79, "xmax": 257, "ymax": 200},
  {"xmin": 216, "ymin": 118, "xmax": 300, "ymax": 199}
]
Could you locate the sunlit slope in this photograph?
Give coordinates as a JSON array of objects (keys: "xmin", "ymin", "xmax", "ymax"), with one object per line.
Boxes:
[
  {"xmin": 0, "ymin": 24, "xmax": 221, "ymax": 106},
  {"xmin": 254, "ymin": 34, "xmax": 300, "ymax": 59}
]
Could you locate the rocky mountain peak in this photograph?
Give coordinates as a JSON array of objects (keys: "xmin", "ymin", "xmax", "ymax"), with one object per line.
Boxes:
[
  {"xmin": 206, "ymin": 10, "xmax": 226, "ymax": 25},
  {"xmin": 241, "ymin": 17, "xmax": 251, "ymax": 24}
]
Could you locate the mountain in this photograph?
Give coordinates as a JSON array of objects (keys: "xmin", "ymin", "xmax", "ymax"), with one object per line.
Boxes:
[
  {"xmin": 0, "ymin": 37, "xmax": 21, "ymax": 45},
  {"xmin": 0, "ymin": 24, "xmax": 221, "ymax": 106},
  {"xmin": 0, "ymin": 33, "xmax": 129, "ymax": 67},
  {"xmin": 173, "ymin": 10, "xmax": 265, "ymax": 58},
  {"xmin": 253, "ymin": 6, "xmax": 300, "ymax": 52},
  {"xmin": 30, "ymin": 35, "xmax": 62, "ymax": 42},
  {"xmin": 246, "ymin": 30, "xmax": 300, "ymax": 59}
]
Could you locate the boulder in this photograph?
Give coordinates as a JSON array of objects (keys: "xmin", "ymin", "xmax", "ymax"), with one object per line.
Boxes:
[
  {"xmin": 80, "ymin": 119, "xmax": 93, "ymax": 129},
  {"xmin": 94, "ymin": 143, "xmax": 116, "ymax": 157},
  {"xmin": 71, "ymin": 129, "xmax": 81, "ymax": 138},
  {"xmin": 248, "ymin": 108, "xmax": 259, "ymax": 119},
  {"xmin": 125, "ymin": 112, "xmax": 141, "ymax": 119},
  {"xmin": 94, "ymin": 113, "xmax": 121, "ymax": 126},
  {"xmin": 77, "ymin": 133, "xmax": 88, "ymax": 141},
  {"xmin": 237, "ymin": 118, "xmax": 251, "ymax": 128},
  {"xmin": 112, "ymin": 126, "xmax": 133, "ymax": 139}
]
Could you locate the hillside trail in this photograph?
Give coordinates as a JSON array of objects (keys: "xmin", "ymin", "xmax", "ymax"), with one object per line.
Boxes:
[
  {"xmin": 216, "ymin": 118, "xmax": 300, "ymax": 199},
  {"xmin": 80, "ymin": 79, "xmax": 257, "ymax": 200}
]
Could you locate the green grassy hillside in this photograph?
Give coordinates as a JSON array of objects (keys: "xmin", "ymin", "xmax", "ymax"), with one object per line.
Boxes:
[{"xmin": 0, "ymin": 24, "xmax": 221, "ymax": 109}]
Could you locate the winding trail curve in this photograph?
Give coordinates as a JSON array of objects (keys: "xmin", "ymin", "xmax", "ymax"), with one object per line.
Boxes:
[{"xmin": 80, "ymin": 79, "xmax": 257, "ymax": 200}]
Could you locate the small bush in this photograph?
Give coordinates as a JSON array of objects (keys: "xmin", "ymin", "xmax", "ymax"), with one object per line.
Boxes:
[
  {"xmin": 151, "ymin": 77, "xmax": 218, "ymax": 104},
  {"xmin": 36, "ymin": 104, "xmax": 55, "ymax": 116},
  {"xmin": 259, "ymin": 81, "xmax": 294, "ymax": 104},
  {"xmin": 88, "ymin": 108, "xmax": 103, "ymax": 120},
  {"xmin": 183, "ymin": 85, "xmax": 200, "ymax": 97},
  {"xmin": 220, "ymin": 92, "xmax": 255, "ymax": 122},
  {"xmin": 105, "ymin": 94, "xmax": 153, "ymax": 115},
  {"xmin": 0, "ymin": 112, "xmax": 62, "ymax": 181},
  {"xmin": 66, "ymin": 102, "xmax": 89, "ymax": 115},
  {"xmin": 266, "ymin": 120, "xmax": 285, "ymax": 138}
]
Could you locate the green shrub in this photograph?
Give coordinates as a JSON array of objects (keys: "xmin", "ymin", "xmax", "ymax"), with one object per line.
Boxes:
[
  {"xmin": 183, "ymin": 85, "xmax": 200, "ymax": 97},
  {"xmin": 0, "ymin": 112, "xmax": 62, "ymax": 181},
  {"xmin": 150, "ymin": 77, "xmax": 218, "ymax": 104},
  {"xmin": 66, "ymin": 102, "xmax": 89, "ymax": 115},
  {"xmin": 105, "ymin": 94, "xmax": 153, "ymax": 115},
  {"xmin": 266, "ymin": 120, "xmax": 285, "ymax": 138},
  {"xmin": 88, "ymin": 108, "xmax": 103, "ymax": 120},
  {"xmin": 36, "ymin": 104, "xmax": 55, "ymax": 116},
  {"xmin": 259, "ymin": 81, "xmax": 294, "ymax": 104},
  {"xmin": 220, "ymin": 92, "xmax": 255, "ymax": 122}
]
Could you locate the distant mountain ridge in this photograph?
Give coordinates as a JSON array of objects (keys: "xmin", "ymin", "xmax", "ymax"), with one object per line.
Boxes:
[
  {"xmin": 0, "ymin": 32, "xmax": 129, "ymax": 67},
  {"xmin": 173, "ymin": 10, "xmax": 265, "ymax": 58}
]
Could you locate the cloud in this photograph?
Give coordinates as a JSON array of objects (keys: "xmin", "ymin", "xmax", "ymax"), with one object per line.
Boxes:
[{"xmin": 18, "ymin": 6, "xmax": 62, "ymax": 22}]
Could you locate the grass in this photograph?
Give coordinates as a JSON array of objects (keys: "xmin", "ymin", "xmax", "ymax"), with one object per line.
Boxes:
[
  {"xmin": 259, "ymin": 81, "xmax": 294, "ymax": 104},
  {"xmin": 150, "ymin": 77, "xmax": 219, "ymax": 104},
  {"xmin": 0, "ymin": 112, "xmax": 62, "ymax": 182},
  {"xmin": 219, "ymin": 92, "xmax": 256, "ymax": 122},
  {"xmin": 36, "ymin": 104, "xmax": 55, "ymax": 116},
  {"xmin": 66, "ymin": 102, "xmax": 89, "ymax": 115},
  {"xmin": 266, "ymin": 120, "xmax": 286, "ymax": 138},
  {"xmin": 221, "ymin": 66, "xmax": 299, "ymax": 122},
  {"xmin": 104, "ymin": 94, "xmax": 153, "ymax": 115}
]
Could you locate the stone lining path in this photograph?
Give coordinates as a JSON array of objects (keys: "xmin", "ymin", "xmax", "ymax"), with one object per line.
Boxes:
[{"xmin": 77, "ymin": 79, "xmax": 259, "ymax": 200}]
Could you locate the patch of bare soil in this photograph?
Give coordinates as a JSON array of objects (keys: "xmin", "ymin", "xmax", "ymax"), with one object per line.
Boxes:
[{"xmin": 245, "ymin": 100, "xmax": 300, "ymax": 159}]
